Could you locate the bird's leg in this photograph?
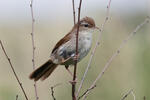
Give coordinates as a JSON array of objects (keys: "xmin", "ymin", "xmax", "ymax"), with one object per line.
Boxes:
[
  {"xmin": 68, "ymin": 54, "xmax": 80, "ymax": 85},
  {"xmin": 61, "ymin": 54, "xmax": 79, "ymax": 63},
  {"xmin": 69, "ymin": 79, "xmax": 77, "ymax": 85},
  {"xmin": 65, "ymin": 65, "xmax": 73, "ymax": 77},
  {"xmin": 61, "ymin": 57, "xmax": 71, "ymax": 63},
  {"xmin": 65, "ymin": 65, "xmax": 78, "ymax": 84},
  {"xmin": 73, "ymin": 54, "xmax": 79, "ymax": 61}
]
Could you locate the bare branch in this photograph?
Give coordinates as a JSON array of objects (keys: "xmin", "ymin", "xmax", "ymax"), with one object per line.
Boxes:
[
  {"xmin": 121, "ymin": 89, "xmax": 135, "ymax": 100},
  {"xmin": 0, "ymin": 40, "xmax": 29, "ymax": 100},
  {"xmin": 143, "ymin": 96, "xmax": 146, "ymax": 100},
  {"xmin": 16, "ymin": 95, "xmax": 18, "ymax": 100},
  {"xmin": 50, "ymin": 83, "xmax": 61, "ymax": 100},
  {"xmin": 131, "ymin": 91, "xmax": 136, "ymax": 100},
  {"xmin": 30, "ymin": 0, "xmax": 39, "ymax": 100},
  {"xmin": 78, "ymin": 85, "xmax": 96, "ymax": 100},
  {"xmin": 82, "ymin": 17, "xmax": 150, "ymax": 99},
  {"xmin": 77, "ymin": 0, "xmax": 112, "ymax": 97},
  {"xmin": 121, "ymin": 89, "xmax": 133, "ymax": 100},
  {"xmin": 51, "ymin": 87, "xmax": 56, "ymax": 100},
  {"xmin": 72, "ymin": 0, "xmax": 76, "ymax": 25},
  {"xmin": 30, "ymin": 0, "xmax": 35, "ymax": 70},
  {"xmin": 72, "ymin": 0, "xmax": 83, "ymax": 100}
]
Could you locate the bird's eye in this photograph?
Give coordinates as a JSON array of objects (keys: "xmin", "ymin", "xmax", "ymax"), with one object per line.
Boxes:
[{"xmin": 84, "ymin": 24, "xmax": 89, "ymax": 27}]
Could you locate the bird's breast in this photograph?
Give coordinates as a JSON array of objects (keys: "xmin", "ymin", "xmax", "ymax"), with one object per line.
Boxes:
[{"xmin": 77, "ymin": 31, "xmax": 92, "ymax": 61}]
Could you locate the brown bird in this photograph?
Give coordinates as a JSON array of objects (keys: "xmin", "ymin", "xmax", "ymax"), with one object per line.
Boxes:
[{"xmin": 29, "ymin": 17, "xmax": 98, "ymax": 81}]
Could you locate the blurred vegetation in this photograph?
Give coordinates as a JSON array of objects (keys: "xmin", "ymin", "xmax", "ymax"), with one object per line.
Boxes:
[{"xmin": 0, "ymin": 5, "xmax": 150, "ymax": 100}]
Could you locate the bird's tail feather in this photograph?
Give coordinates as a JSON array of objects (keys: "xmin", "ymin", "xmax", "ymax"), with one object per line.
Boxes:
[{"xmin": 29, "ymin": 60, "xmax": 57, "ymax": 81}]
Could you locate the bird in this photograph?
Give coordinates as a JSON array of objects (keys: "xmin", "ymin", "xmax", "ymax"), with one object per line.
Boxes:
[{"xmin": 29, "ymin": 16, "xmax": 98, "ymax": 81}]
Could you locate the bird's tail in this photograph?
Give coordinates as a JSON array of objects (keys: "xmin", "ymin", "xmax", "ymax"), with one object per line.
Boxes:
[{"xmin": 29, "ymin": 59, "xmax": 57, "ymax": 81}]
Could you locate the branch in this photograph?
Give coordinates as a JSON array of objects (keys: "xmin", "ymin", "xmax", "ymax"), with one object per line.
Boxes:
[
  {"xmin": 77, "ymin": 0, "xmax": 112, "ymax": 97},
  {"xmin": 82, "ymin": 17, "xmax": 150, "ymax": 99},
  {"xmin": 51, "ymin": 87, "xmax": 56, "ymax": 100},
  {"xmin": 78, "ymin": 85, "xmax": 96, "ymax": 100},
  {"xmin": 72, "ymin": 0, "xmax": 82, "ymax": 100},
  {"xmin": 72, "ymin": 0, "xmax": 76, "ymax": 25},
  {"xmin": 30, "ymin": 0, "xmax": 35, "ymax": 70},
  {"xmin": 16, "ymin": 95, "xmax": 18, "ymax": 100},
  {"xmin": 30, "ymin": 0, "xmax": 39, "ymax": 100},
  {"xmin": 143, "ymin": 96, "xmax": 146, "ymax": 100},
  {"xmin": 0, "ymin": 40, "xmax": 29, "ymax": 100},
  {"xmin": 50, "ymin": 83, "xmax": 61, "ymax": 100},
  {"xmin": 121, "ymin": 89, "xmax": 135, "ymax": 100},
  {"xmin": 131, "ymin": 91, "xmax": 136, "ymax": 100}
]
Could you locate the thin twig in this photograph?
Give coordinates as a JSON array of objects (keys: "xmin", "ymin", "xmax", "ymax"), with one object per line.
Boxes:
[
  {"xmin": 30, "ymin": 0, "xmax": 36, "ymax": 70},
  {"xmin": 120, "ymin": 89, "xmax": 136, "ymax": 100},
  {"xmin": 30, "ymin": 0, "xmax": 39, "ymax": 100},
  {"xmin": 50, "ymin": 83, "xmax": 62, "ymax": 100},
  {"xmin": 78, "ymin": 85, "xmax": 96, "ymax": 100},
  {"xmin": 143, "ymin": 96, "xmax": 146, "ymax": 100},
  {"xmin": 0, "ymin": 40, "xmax": 29, "ymax": 100},
  {"xmin": 72, "ymin": 0, "xmax": 82, "ymax": 100},
  {"xmin": 72, "ymin": 0, "xmax": 76, "ymax": 25},
  {"xmin": 16, "ymin": 95, "xmax": 18, "ymax": 100},
  {"xmin": 51, "ymin": 87, "xmax": 56, "ymax": 100},
  {"xmin": 131, "ymin": 91, "xmax": 136, "ymax": 100},
  {"xmin": 121, "ymin": 89, "xmax": 133, "ymax": 100},
  {"xmin": 82, "ymin": 17, "xmax": 150, "ymax": 99},
  {"xmin": 77, "ymin": 0, "xmax": 112, "ymax": 97}
]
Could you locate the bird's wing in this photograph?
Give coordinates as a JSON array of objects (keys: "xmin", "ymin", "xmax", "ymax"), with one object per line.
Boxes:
[{"xmin": 51, "ymin": 32, "xmax": 72, "ymax": 54}]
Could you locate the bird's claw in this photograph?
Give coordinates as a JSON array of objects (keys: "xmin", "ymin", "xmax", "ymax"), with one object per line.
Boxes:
[
  {"xmin": 69, "ymin": 79, "xmax": 77, "ymax": 85},
  {"xmin": 73, "ymin": 54, "xmax": 79, "ymax": 61}
]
